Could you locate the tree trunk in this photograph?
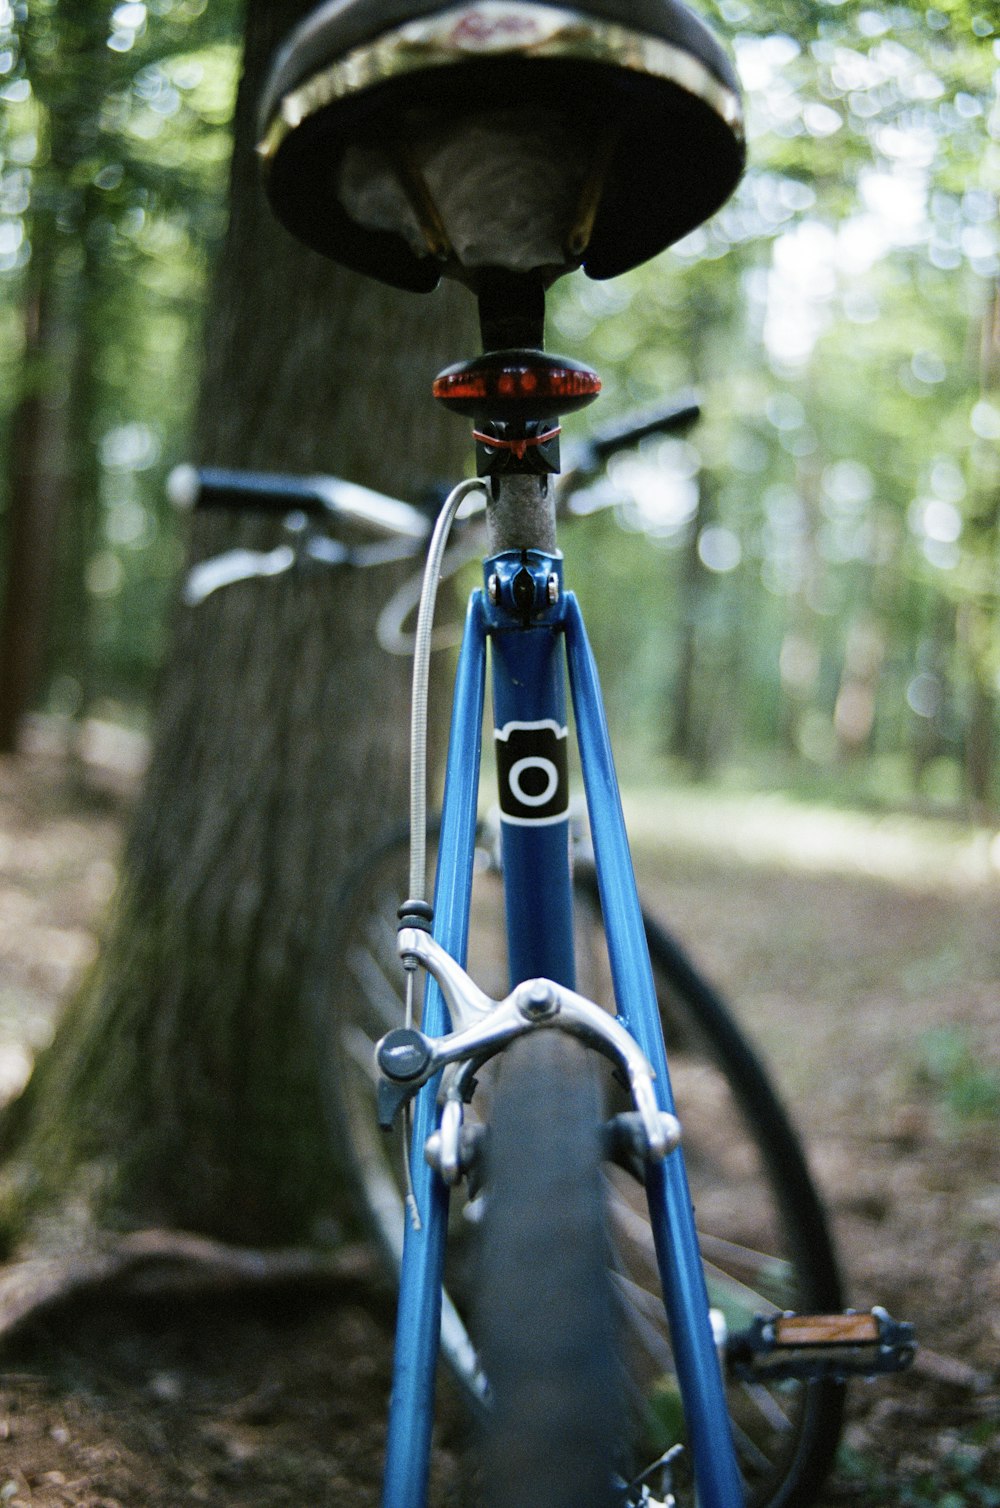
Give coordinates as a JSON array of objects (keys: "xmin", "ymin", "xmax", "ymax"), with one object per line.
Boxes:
[
  {"xmin": 0, "ymin": 0, "xmax": 475, "ymax": 1254},
  {"xmin": 964, "ymin": 668, "xmax": 995, "ymax": 818},
  {"xmin": 668, "ymin": 474, "xmax": 714, "ymax": 774},
  {"xmin": 962, "ymin": 277, "xmax": 1000, "ymax": 819},
  {"xmin": 0, "ymin": 6, "xmax": 112, "ymax": 751},
  {"xmin": 0, "ymin": 264, "xmax": 67, "ymax": 751}
]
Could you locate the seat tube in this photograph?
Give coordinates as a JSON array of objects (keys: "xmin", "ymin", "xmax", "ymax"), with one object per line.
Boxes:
[
  {"xmin": 381, "ymin": 593, "xmax": 487, "ymax": 1508},
  {"xmin": 486, "ymin": 554, "xmax": 575, "ymax": 990},
  {"xmin": 563, "ymin": 593, "xmax": 744, "ymax": 1508}
]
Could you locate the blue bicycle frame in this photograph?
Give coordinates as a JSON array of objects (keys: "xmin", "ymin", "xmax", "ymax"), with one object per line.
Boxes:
[{"xmin": 381, "ymin": 544, "xmax": 744, "ymax": 1508}]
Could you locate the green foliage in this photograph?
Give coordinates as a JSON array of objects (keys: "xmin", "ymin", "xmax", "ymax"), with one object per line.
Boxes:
[
  {"xmin": 913, "ymin": 1024, "xmax": 1000, "ymax": 1123},
  {"xmin": 838, "ymin": 1425, "xmax": 1000, "ymax": 1508}
]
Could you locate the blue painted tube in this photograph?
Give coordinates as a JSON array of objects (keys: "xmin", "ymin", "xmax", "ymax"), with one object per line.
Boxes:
[
  {"xmin": 381, "ymin": 593, "xmax": 487, "ymax": 1508},
  {"xmin": 490, "ymin": 623, "xmax": 575, "ymax": 989},
  {"xmin": 563, "ymin": 594, "xmax": 744, "ymax": 1508}
]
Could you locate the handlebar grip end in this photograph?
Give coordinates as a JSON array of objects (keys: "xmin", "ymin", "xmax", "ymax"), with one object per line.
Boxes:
[{"xmin": 166, "ymin": 464, "xmax": 199, "ymax": 511}]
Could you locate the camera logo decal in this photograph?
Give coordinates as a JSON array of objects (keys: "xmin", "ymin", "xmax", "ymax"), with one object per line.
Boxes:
[{"xmin": 495, "ymin": 719, "xmax": 569, "ymax": 826}]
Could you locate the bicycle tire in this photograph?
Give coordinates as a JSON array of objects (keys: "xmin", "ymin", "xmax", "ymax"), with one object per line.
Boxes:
[
  {"xmin": 322, "ymin": 822, "xmax": 845, "ymax": 1508},
  {"xmin": 474, "ymin": 1030, "xmax": 625, "ymax": 1508}
]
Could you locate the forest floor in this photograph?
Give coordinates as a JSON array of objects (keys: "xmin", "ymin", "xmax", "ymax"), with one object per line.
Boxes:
[{"xmin": 0, "ymin": 744, "xmax": 997, "ymax": 1508}]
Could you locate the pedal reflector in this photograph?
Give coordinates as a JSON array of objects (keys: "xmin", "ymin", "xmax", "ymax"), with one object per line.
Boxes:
[
  {"xmin": 773, "ymin": 1312, "xmax": 881, "ymax": 1347},
  {"xmin": 727, "ymin": 1308, "xmax": 916, "ymax": 1382}
]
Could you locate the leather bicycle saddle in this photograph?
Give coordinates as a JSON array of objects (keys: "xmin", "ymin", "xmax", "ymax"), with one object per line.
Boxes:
[{"xmin": 259, "ymin": 0, "xmax": 744, "ymax": 292}]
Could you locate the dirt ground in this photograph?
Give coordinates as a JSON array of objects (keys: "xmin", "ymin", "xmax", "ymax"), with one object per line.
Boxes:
[{"xmin": 0, "ymin": 749, "xmax": 996, "ymax": 1507}]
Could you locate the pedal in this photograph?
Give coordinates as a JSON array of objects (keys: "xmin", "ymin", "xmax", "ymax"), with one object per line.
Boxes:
[{"xmin": 726, "ymin": 1307, "xmax": 916, "ymax": 1382}]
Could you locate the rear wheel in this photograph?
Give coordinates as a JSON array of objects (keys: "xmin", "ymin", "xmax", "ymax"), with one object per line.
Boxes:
[
  {"xmin": 323, "ymin": 824, "xmax": 845, "ymax": 1508},
  {"xmin": 475, "ymin": 1031, "xmax": 624, "ymax": 1508}
]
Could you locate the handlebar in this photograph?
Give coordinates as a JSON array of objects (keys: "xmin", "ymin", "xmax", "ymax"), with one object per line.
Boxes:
[
  {"xmin": 564, "ymin": 395, "xmax": 700, "ymax": 476},
  {"xmin": 172, "ymin": 395, "xmax": 700, "ymax": 609},
  {"xmin": 167, "ymin": 464, "xmax": 431, "ymax": 540},
  {"xmin": 169, "ymin": 396, "xmax": 700, "ymax": 531}
]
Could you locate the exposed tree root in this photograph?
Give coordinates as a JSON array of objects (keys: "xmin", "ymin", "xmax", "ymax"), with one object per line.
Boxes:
[
  {"xmin": 1, "ymin": 1231, "xmax": 991, "ymax": 1404},
  {"xmin": 909, "ymin": 1343, "xmax": 993, "ymax": 1395},
  {"xmin": 0, "ymin": 1229, "xmax": 381, "ymax": 1340}
]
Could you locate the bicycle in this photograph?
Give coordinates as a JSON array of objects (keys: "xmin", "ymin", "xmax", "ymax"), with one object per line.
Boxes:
[{"xmin": 180, "ymin": 1, "xmax": 916, "ymax": 1504}]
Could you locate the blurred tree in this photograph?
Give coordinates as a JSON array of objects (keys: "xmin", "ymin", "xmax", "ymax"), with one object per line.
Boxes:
[
  {"xmin": 0, "ymin": 1, "xmax": 112, "ymax": 750},
  {"xmin": 961, "ymin": 275, "xmax": 1000, "ymax": 813},
  {"xmin": 0, "ymin": 0, "xmax": 474, "ymax": 1254},
  {"xmin": 0, "ymin": 0, "xmax": 238, "ymax": 747}
]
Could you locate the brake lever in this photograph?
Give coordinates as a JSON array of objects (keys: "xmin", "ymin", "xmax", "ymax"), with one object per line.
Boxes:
[
  {"xmin": 183, "ymin": 544, "xmax": 300, "ymax": 605},
  {"xmin": 558, "ymin": 393, "xmax": 702, "ymax": 503}
]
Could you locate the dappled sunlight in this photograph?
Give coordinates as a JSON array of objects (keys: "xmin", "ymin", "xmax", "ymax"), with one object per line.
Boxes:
[
  {"xmin": 0, "ymin": 756, "xmax": 124, "ymax": 1110},
  {"xmin": 622, "ymin": 786, "xmax": 1000, "ymax": 892}
]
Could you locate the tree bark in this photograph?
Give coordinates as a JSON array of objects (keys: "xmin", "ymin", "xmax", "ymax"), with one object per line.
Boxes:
[
  {"xmin": 0, "ymin": 6, "xmax": 114, "ymax": 750},
  {"xmin": 0, "ymin": 266, "xmax": 67, "ymax": 751},
  {"xmin": 0, "ymin": 0, "xmax": 475, "ymax": 1253},
  {"xmin": 962, "ymin": 277, "xmax": 1000, "ymax": 819},
  {"xmin": 668, "ymin": 478, "xmax": 710, "ymax": 771}
]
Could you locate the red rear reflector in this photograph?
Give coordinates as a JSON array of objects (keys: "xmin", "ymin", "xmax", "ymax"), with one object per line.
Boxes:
[
  {"xmin": 433, "ymin": 351, "xmax": 601, "ymax": 416},
  {"xmin": 433, "ymin": 367, "xmax": 600, "ymax": 403},
  {"xmin": 437, "ymin": 374, "xmax": 489, "ymax": 401}
]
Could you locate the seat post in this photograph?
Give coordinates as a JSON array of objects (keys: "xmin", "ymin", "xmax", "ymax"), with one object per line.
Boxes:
[
  {"xmin": 477, "ymin": 271, "xmax": 547, "ymax": 352},
  {"xmin": 487, "ymin": 475, "xmax": 558, "ymax": 556}
]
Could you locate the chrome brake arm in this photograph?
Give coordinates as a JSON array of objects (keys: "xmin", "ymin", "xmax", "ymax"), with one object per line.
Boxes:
[
  {"xmin": 547, "ymin": 984, "xmax": 676, "ymax": 1158},
  {"xmin": 395, "ymin": 927, "xmax": 527, "ymax": 1069},
  {"xmin": 397, "ymin": 927, "xmax": 497, "ymax": 1029}
]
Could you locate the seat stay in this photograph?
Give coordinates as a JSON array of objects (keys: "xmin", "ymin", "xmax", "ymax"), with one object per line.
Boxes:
[
  {"xmin": 382, "ymin": 592, "xmax": 488, "ymax": 1508},
  {"xmin": 564, "ymin": 595, "xmax": 745, "ymax": 1508}
]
